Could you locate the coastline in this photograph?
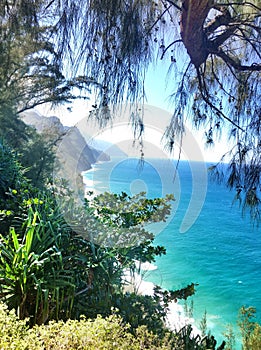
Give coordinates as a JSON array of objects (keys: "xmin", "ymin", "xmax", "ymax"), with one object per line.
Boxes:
[
  {"xmin": 123, "ymin": 262, "xmax": 202, "ymax": 338},
  {"xmin": 79, "ymin": 158, "xmax": 256, "ymax": 350},
  {"xmin": 82, "ymin": 159, "xmax": 113, "ymax": 197}
]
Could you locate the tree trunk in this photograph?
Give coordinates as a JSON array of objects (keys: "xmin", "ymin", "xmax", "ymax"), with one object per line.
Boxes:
[{"xmin": 180, "ymin": 0, "xmax": 211, "ymax": 68}]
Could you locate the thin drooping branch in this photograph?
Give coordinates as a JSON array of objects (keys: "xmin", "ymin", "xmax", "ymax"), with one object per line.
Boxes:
[
  {"xmin": 146, "ymin": 4, "xmax": 172, "ymax": 34},
  {"xmin": 44, "ymin": 0, "xmax": 56, "ymax": 11},
  {"xmin": 160, "ymin": 39, "xmax": 182, "ymax": 59},
  {"xmin": 237, "ymin": 29, "xmax": 261, "ymax": 60},
  {"xmin": 209, "ymin": 55, "xmax": 235, "ymax": 101},
  {"xmin": 196, "ymin": 68, "xmax": 244, "ymax": 131}
]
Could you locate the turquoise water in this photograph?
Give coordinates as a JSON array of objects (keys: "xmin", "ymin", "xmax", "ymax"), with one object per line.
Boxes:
[{"xmin": 83, "ymin": 158, "xmax": 261, "ymax": 348}]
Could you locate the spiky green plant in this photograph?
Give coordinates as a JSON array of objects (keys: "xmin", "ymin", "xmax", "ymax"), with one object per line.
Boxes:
[{"xmin": 0, "ymin": 206, "xmax": 75, "ymax": 324}]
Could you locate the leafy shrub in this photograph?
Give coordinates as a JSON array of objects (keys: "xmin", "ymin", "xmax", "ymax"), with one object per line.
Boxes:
[
  {"xmin": 248, "ymin": 324, "xmax": 261, "ymax": 350},
  {"xmin": 238, "ymin": 306, "xmax": 261, "ymax": 350},
  {"xmin": 115, "ymin": 292, "xmax": 167, "ymax": 336},
  {"xmin": 0, "ymin": 302, "xmax": 37, "ymax": 349},
  {"xmin": 0, "ymin": 302, "xmax": 228, "ymax": 350},
  {"xmin": 0, "ymin": 302, "xmax": 167, "ymax": 349}
]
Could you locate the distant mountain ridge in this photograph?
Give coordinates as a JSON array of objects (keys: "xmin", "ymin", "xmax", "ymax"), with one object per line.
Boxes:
[
  {"xmin": 22, "ymin": 111, "xmax": 110, "ymax": 174},
  {"xmin": 90, "ymin": 139, "xmax": 128, "ymax": 157}
]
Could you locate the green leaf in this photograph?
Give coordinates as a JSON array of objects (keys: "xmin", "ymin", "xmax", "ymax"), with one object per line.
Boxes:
[{"xmin": 10, "ymin": 228, "xmax": 20, "ymax": 252}]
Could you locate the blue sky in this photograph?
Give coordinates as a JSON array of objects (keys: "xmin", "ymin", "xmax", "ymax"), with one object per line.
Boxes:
[{"xmin": 36, "ymin": 60, "xmax": 231, "ymax": 163}]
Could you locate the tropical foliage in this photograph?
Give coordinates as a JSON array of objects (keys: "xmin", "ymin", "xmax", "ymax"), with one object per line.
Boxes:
[
  {"xmin": 238, "ymin": 306, "xmax": 261, "ymax": 350},
  {"xmin": 0, "ymin": 302, "xmax": 228, "ymax": 350},
  {"xmin": 0, "ymin": 203, "xmax": 75, "ymax": 325},
  {"xmin": 0, "ymin": 1, "xmax": 261, "ymax": 349},
  {"xmin": 1, "ymin": 1, "xmax": 261, "ymax": 214},
  {"xmin": 0, "ymin": 146, "xmax": 188, "ymax": 323},
  {"xmin": 0, "ymin": 145, "xmax": 229, "ymax": 348},
  {"xmin": 0, "ymin": 143, "xmax": 26, "ymax": 201}
]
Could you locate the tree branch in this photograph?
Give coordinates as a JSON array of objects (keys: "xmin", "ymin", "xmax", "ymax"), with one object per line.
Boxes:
[
  {"xmin": 209, "ymin": 25, "xmax": 237, "ymax": 48},
  {"xmin": 160, "ymin": 39, "xmax": 182, "ymax": 59},
  {"xmin": 146, "ymin": 4, "xmax": 172, "ymax": 34},
  {"xmin": 196, "ymin": 68, "xmax": 245, "ymax": 132},
  {"xmin": 205, "ymin": 7, "xmax": 232, "ymax": 34},
  {"xmin": 44, "ymin": 0, "xmax": 56, "ymax": 11},
  {"xmin": 216, "ymin": 49, "xmax": 261, "ymax": 71},
  {"xmin": 210, "ymin": 55, "xmax": 235, "ymax": 100},
  {"xmin": 237, "ymin": 28, "xmax": 261, "ymax": 60},
  {"xmin": 216, "ymin": 2, "xmax": 261, "ymax": 12},
  {"xmin": 164, "ymin": 0, "xmax": 182, "ymax": 11}
]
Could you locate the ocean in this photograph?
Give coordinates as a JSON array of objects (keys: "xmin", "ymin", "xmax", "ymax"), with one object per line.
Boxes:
[{"xmin": 83, "ymin": 157, "xmax": 261, "ymax": 349}]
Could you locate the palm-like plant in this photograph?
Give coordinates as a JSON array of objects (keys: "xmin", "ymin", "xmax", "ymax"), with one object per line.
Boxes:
[{"xmin": 0, "ymin": 206, "xmax": 75, "ymax": 325}]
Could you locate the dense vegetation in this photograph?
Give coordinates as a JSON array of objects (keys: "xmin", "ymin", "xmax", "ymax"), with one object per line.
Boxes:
[
  {"xmin": 0, "ymin": 301, "xmax": 260, "ymax": 349},
  {"xmin": 0, "ymin": 137, "xmax": 227, "ymax": 349},
  {"xmin": 0, "ymin": 303, "xmax": 229, "ymax": 349},
  {"xmin": 1, "ymin": 112, "xmax": 260, "ymax": 349},
  {"xmin": 0, "ymin": 1, "xmax": 260, "ymax": 349},
  {"xmin": 0, "ymin": 138, "xmax": 204, "ymax": 342}
]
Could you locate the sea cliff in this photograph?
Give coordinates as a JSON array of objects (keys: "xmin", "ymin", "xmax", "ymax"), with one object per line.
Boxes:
[
  {"xmin": 22, "ymin": 110, "xmax": 110, "ymax": 173},
  {"xmin": 22, "ymin": 111, "xmax": 110, "ymax": 196}
]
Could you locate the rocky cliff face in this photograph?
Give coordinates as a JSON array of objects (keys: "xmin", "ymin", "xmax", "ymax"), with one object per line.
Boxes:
[
  {"xmin": 22, "ymin": 111, "xmax": 110, "ymax": 173},
  {"xmin": 22, "ymin": 111, "xmax": 110, "ymax": 199}
]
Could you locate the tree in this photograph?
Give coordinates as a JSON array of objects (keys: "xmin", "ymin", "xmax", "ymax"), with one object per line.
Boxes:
[
  {"xmin": 0, "ymin": 143, "xmax": 26, "ymax": 202},
  {"xmin": 1, "ymin": 1, "xmax": 260, "ymax": 215},
  {"xmin": 64, "ymin": 191, "xmax": 173, "ymax": 319},
  {"xmin": 0, "ymin": 0, "xmax": 92, "ymax": 155},
  {"xmin": 19, "ymin": 128, "xmax": 57, "ymax": 188},
  {"xmin": 52, "ymin": 0, "xmax": 260, "ymax": 218},
  {"xmin": 0, "ymin": 0, "xmax": 92, "ymax": 114},
  {"xmin": 0, "ymin": 1, "xmax": 92, "ymax": 188}
]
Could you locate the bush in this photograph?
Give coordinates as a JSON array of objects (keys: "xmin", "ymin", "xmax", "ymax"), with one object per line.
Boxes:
[
  {"xmin": 0, "ymin": 302, "xmax": 37, "ymax": 349},
  {"xmin": 238, "ymin": 306, "xmax": 261, "ymax": 350},
  {"xmin": 0, "ymin": 302, "xmax": 174, "ymax": 349},
  {"xmin": 0, "ymin": 302, "xmax": 229, "ymax": 350},
  {"xmin": 248, "ymin": 324, "xmax": 261, "ymax": 350}
]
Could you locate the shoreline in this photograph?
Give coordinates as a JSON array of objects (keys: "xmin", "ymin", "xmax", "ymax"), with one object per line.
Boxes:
[
  {"xmin": 80, "ymin": 158, "xmax": 249, "ymax": 350},
  {"xmin": 123, "ymin": 262, "xmax": 202, "ymax": 338},
  {"xmin": 82, "ymin": 159, "xmax": 114, "ymax": 197}
]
